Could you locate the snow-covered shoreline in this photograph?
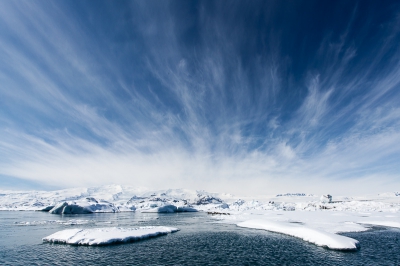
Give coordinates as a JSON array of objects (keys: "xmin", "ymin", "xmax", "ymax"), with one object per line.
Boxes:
[{"xmin": 2, "ymin": 184, "xmax": 400, "ymax": 250}]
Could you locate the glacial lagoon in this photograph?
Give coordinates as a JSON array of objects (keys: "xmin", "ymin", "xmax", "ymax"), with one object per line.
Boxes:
[{"xmin": 1, "ymin": 211, "xmax": 400, "ymax": 266}]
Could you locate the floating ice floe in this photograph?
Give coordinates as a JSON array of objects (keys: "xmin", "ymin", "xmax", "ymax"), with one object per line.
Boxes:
[
  {"xmin": 43, "ymin": 226, "xmax": 179, "ymax": 245},
  {"xmin": 15, "ymin": 219, "xmax": 92, "ymax": 226},
  {"xmin": 237, "ymin": 219, "xmax": 360, "ymax": 250}
]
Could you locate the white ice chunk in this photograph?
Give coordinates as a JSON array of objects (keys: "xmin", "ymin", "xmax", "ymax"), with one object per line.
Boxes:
[
  {"xmin": 43, "ymin": 226, "xmax": 179, "ymax": 245},
  {"xmin": 320, "ymin": 194, "xmax": 332, "ymax": 203},
  {"xmin": 237, "ymin": 219, "xmax": 359, "ymax": 250}
]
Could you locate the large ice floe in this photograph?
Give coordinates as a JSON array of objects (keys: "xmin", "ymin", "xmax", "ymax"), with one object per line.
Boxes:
[
  {"xmin": 43, "ymin": 226, "xmax": 179, "ymax": 245},
  {"xmin": 238, "ymin": 220, "xmax": 359, "ymax": 250}
]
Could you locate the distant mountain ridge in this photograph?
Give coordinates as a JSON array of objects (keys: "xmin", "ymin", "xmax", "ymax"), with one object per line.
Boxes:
[{"xmin": 1, "ymin": 184, "xmax": 399, "ymax": 213}]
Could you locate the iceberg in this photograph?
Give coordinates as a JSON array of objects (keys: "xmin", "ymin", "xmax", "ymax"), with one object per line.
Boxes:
[
  {"xmin": 43, "ymin": 226, "xmax": 179, "ymax": 245},
  {"xmin": 141, "ymin": 204, "xmax": 197, "ymax": 213},
  {"xmin": 237, "ymin": 219, "xmax": 360, "ymax": 250},
  {"xmin": 177, "ymin": 206, "xmax": 198, "ymax": 212},
  {"xmin": 49, "ymin": 198, "xmax": 119, "ymax": 214},
  {"xmin": 142, "ymin": 205, "xmax": 178, "ymax": 213},
  {"xmin": 40, "ymin": 205, "xmax": 55, "ymax": 211}
]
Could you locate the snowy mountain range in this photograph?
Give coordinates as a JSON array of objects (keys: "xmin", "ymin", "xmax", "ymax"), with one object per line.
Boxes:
[{"xmin": 1, "ymin": 184, "xmax": 399, "ymax": 214}]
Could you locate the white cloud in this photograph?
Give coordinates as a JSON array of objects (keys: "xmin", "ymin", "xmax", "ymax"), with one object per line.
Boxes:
[{"xmin": 0, "ymin": 1, "xmax": 400, "ymax": 196}]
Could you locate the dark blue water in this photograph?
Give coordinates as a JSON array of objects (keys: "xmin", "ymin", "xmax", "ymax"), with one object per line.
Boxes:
[{"xmin": 0, "ymin": 211, "xmax": 399, "ymax": 265}]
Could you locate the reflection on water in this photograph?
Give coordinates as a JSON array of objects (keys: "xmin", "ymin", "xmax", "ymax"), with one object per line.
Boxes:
[{"xmin": 0, "ymin": 211, "xmax": 399, "ymax": 266}]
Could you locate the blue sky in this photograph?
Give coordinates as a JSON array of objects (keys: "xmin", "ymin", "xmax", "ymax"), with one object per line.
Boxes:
[{"xmin": 1, "ymin": 1, "xmax": 400, "ymax": 195}]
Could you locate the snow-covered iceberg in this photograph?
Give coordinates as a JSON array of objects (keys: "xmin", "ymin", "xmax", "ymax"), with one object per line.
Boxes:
[
  {"xmin": 141, "ymin": 204, "xmax": 197, "ymax": 213},
  {"xmin": 237, "ymin": 219, "xmax": 360, "ymax": 250},
  {"xmin": 49, "ymin": 198, "xmax": 119, "ymax": 214},
  {"xmin": 177, "ymin": 206, "xmax": 198, "ymax": 212},
  {"xmin": 43, "ymin": 226, "xmax": 179, "ymax": 245}
]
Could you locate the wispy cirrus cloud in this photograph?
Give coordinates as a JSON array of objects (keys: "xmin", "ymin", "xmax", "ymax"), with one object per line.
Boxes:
[{"xmin": 0, "ymin": 1, "xmax": 400, "ymax": 195}]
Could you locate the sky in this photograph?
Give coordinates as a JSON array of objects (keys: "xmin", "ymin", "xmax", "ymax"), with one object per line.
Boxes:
[{"xmin": 1, "ymin": 0, "xmax": 400, "ymax": 195}]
